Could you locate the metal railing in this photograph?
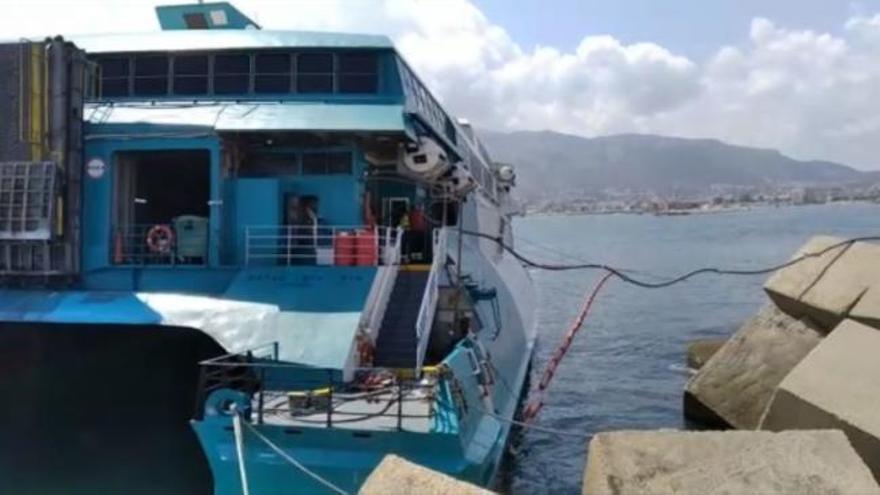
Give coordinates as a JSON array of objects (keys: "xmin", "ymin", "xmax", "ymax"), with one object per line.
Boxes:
[
  {"xmin": 244, "ymin": 225, "xmax": 397, "ymax": 267},
  {"xmin": 110, "ymin": 221, "xmax": 208, "ymax": 266},
  {"xmin": 194, "ymin": 343, "xmax": 443, "ymax": 431},
  {"xmin": 359, "ymin": 227, "xmax": 403, "ymax": 346},
  {"xmin": 414, "ymin": 227, "xmax": 447, "ymax": 374}
]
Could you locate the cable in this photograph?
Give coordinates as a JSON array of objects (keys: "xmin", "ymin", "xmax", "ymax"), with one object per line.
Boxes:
[
  {"xmin": 240, "ymin": 415, "xmax": 350, "ymax": 495},
  {"xmin": 461, "ymin": 229, "xmax": 880, "ymax": 289}
]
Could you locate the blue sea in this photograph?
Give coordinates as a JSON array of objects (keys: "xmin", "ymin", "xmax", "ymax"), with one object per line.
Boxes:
[{"xmin": 508, "ymin": 202, "xmax": 880, "ymax": 494}]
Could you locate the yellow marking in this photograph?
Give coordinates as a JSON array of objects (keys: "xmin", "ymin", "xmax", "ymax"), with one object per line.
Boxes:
[
  {"xmin": 287, "ymin": 387, "xmax": 331, "ymax": 397},
  {"xmin": 401, "ymin": 264, "xmax": 431, "ymax": 272}
]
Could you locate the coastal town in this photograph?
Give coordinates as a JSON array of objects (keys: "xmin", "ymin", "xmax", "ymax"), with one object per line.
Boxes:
[{"xmin": 524, "ymin": 182, "xmax": 880, "ymax": 215}]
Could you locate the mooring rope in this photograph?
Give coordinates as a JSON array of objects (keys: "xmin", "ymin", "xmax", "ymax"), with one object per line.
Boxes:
[{"xmin": 234, "ymin": 412, "xmax": 350, "ymax": 495}]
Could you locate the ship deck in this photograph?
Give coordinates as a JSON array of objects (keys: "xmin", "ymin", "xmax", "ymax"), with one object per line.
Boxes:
[{"xmin": 254, "ymin": 387, "xmax": 435, "ymax": 433}]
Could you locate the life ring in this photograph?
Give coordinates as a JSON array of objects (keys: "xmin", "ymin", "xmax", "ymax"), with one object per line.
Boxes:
[{"xmin": 146, "ymin": 224, "xmax": 175, "ymax": 254}]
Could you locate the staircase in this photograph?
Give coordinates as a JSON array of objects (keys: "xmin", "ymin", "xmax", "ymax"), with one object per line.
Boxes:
[{"xmin": 373, "ymin": 268, "xmax": 430, "ymax": 368}]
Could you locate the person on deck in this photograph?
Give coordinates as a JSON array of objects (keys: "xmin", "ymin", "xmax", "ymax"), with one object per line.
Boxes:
[{"xmin": 408, "ymin": 204, "xmax": 428, "ymax": 262}]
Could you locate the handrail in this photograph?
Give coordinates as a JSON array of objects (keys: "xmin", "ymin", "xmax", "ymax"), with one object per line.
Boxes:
[
  {"xmin": 414, "ymin": 227, "xmax": 447, "ymax": 375},
  {"xmin": 194, "ymin": 343, "xmax": 447, "ymax": 430},
  {"xmin": 244, "ymin": 224, "xmax": 391, "ymax": 266},
  {"xmin": 358, "ymin": 227, "xmax": 403, "ymax": 352}
]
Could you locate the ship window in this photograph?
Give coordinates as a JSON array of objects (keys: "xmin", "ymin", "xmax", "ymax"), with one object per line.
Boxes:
[
  {"xmin": 214, "ymin": 54, "xmax": 250, "ymax": 94},
  {"xmin": 338, "ymin": 52, "xmax": 378, "ymax": 93},
  {"xmin": 99, "ymin": 57, "xmax": 130, "ymax": 97},
  {"xmin": 173, "ymin": 55, "xmax": 209, "ymax": 95},
  {"xmin": 184, "ymin": 12, "xmax": 209, "ymax": 29},
  {"xmin": 297, "ymin": 53, "xmax": 333, "ymax": 93},
  {"xmin": 254, "ymin": 53, "xmax": 291, "ymax": 94},
  {"xmin": 302, "ymin": 151, "xmax": 352, "ymax": 175},
  {"xmin": 133, "ymin": 55, "xmax": 169, "ymax": 96}
]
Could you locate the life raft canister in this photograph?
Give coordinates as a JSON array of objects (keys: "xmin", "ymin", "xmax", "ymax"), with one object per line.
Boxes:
[
  {"xmin": 146, "ymin": 224, "xmax": 175, "ymax": 254},
  {"xmin": 333, "ymin": 231, "xmax": 356, "ymax": 266},
  {"xmin": 355, "ymin": 229, "xmax": 378, "ymax": 266}
]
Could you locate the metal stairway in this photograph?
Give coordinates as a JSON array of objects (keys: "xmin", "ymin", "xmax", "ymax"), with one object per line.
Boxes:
[{"xmin": 373, "ymin": 268, "xmax": 430, "ymax": 368}]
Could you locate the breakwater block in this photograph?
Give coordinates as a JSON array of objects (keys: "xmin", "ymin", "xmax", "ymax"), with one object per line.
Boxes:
[
  {"xmin": 685, "ymin": 338, "xmax": 725, "ymax": 370},
  {"xmin": 359, "ymin": 455, "xmax": 494, "ymax": 495},
  {"xmin": 583, "ymin": 430, "xmax": 880, "ymax": 495},
  {"xmin": 851, "ymin": 285, "xmax": 880, "ymax": 329},
  {"xmin": 684, "ymin": 304, "xmax": 822, "ymax": 429},
  {"xmin": 760, "ymin": 319, "xmax": 880, "ymax": 481},
  {"xmin": 764, "ymin": 236, "xmax": 880, "ymax": 330}
]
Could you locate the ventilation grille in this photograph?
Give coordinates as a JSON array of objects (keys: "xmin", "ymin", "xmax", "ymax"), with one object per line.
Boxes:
[{"xmin": 0, "ymin": 161, "xmax": 57, "ymax": 240}]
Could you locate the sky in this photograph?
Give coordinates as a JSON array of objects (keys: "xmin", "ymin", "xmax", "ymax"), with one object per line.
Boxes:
[{"xmin": 1, "ymin": 0, "xmax": 880, "ymax": 170}]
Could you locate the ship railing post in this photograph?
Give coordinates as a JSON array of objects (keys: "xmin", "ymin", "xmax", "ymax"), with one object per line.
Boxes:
[
  {"xmin": 326, "ymin": 369, "xmax": 333, "ymax": 428},
  {"xmin": 257, "ymin": 365, "xmax": 265, "ymax": 425},
  {"xmin": 397, "ymin": 375, "xmax": 404, "ymax": 431}
]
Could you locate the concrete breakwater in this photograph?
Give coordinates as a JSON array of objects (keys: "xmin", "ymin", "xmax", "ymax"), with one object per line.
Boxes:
[{"xmin": 354, "ymin": 235, "xmax": 880, "ymax": 494}]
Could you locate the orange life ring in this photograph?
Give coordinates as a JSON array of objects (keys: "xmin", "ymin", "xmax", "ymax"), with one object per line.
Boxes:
[{"xmin": 146, "ymin": 224, "xmax": 175, "ymax": 254}]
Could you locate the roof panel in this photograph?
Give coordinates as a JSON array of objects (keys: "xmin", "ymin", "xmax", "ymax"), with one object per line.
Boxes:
[
  {"xmin": 84, "ymin": 102, "xmax": 407, "ymax": 133},
  {"xmin": 69, "ymin": 30, "xmax": 394, "ymax": 54}
]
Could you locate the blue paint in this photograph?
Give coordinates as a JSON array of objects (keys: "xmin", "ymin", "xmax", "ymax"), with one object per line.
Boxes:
[{"xmin": 156, "ymin": 2, "xmax": 259, "ymax": 30}]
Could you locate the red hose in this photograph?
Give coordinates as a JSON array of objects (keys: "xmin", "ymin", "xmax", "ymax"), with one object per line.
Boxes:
[{"xmin": 522, "ymin": 271, "xmax": 614, "ymax": 423}]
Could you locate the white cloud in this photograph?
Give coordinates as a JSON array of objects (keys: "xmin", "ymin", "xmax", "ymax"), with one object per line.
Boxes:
[{"xmin": 1, "ymin": 0, "xmax": 879, "ymax": 169}]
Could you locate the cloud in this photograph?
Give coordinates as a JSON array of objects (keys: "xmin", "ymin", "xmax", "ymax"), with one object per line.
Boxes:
[{"xmin": 0, "ymin": 0, "xmax": 879, "ymax": 169}]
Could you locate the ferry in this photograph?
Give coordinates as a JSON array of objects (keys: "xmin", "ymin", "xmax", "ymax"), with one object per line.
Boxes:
[{"xmin": 0, "ymin": 3, "xmax": 536, "ymax": 493}]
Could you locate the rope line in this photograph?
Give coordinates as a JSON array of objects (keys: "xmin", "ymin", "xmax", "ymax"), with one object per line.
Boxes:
[
  {"xmin": 239, "ymin": 415, "xmax": 350, "ymax": 495},
  {"xmin": 462, "ymin": 230, "xmax": 880, "ymax": 289}
]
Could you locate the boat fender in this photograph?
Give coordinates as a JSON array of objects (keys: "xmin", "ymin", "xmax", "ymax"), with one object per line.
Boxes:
[
  {"xmin": 205, "ymin": 388, "xmax": 251, "ymax": 418},
  {"xmin": 146, "ymin": 224, "xmax": 175, "ymax": 254}
]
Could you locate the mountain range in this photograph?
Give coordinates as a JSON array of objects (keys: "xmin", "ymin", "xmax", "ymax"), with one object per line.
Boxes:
[{"xmin": 478, "ymin": 130, "xmax": 877, "ymax": 199}]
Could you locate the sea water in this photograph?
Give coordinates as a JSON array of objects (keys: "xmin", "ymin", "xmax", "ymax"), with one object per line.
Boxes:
[{"xmin": 507, "ymin": 202, "xmax": 880, "ymax": 494}]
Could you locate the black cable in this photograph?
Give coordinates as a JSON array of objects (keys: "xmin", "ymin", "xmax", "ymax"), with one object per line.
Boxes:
[{"xmin": 460, "ymin": 229, "xmax": 880, "ymax": 289}]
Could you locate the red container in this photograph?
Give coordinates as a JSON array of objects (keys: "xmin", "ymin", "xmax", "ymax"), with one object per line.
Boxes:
[
  {"xmin": 334, "ymin": 231, "xmax": 356, "ymax": 266},
  {"xmin": 354, "ymin": 229, "xmax": 378, "ymax": 266}
]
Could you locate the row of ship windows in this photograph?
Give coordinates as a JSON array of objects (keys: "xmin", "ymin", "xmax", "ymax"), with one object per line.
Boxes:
[
  {"xmin": 241, "ymin": 151, "xmax": 353, "ymax": 177},
  {"xmin": 95, "ymin": 51, "xmax": 379, "ymax": 98}
]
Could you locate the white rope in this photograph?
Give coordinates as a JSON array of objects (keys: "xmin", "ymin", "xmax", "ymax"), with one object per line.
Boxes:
[
  {"xmin": 232, "ymin": 409, "xmax": 251, "ymax": 495},
  {"xmin": 240, "ymin": 417, "xmax": 350, "ymax": 495}
]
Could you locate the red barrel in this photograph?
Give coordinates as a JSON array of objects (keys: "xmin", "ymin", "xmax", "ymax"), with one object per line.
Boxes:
[
  {"xmin": 354, "ymin": 229, "xmax": 378, "ymax": 266},
  {"xmin": 334, "ymin": 231, "xmax": 356, "ymax": 266}
]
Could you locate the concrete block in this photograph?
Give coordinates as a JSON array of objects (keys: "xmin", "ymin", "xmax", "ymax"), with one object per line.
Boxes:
[
  {"xmin": 851, "ymin": 284, "xmax": 880, "ymax": 330},
  {"xmin": 685, "ymin": 338, "xmax": 725, "ymax": 370},
  {"xmin": 760, "ymin": 319, "xmax": 880, "ymax": 481},
  {"xmin": 359, "ymin": 455, "xmax": 493, "ymax": 495},
  {"xmin": 764, "ymin": 236, "xmax": 880, "ymax": 329},
  {"xmin": 583, "ymin": 429, "xmax": 879, "ymax": 495},
  {"xmin": 684, "ymin": 304, "xmax": 822, "ymax": 429}
]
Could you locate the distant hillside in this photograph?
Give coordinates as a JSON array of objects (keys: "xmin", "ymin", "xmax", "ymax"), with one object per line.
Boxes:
[{"xmin": 479, "ymin": 130, "xmax": 869, "ymax": 199}]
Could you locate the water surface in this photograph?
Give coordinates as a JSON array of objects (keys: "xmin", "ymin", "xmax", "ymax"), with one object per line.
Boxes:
[{"xmin": 508, "ymin": 203, "xmax": 880, "ymax": 494}]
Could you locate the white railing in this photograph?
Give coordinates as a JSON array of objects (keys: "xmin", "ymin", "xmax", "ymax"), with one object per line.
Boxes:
[
  {"xmin": 244, "ymin": 225, "xmax": 395, "ymax": 266},
  {"xmin": 358, "ymin": 227, "xmax": 404, "ymax": 345},
  {"xmin": 414, "ymin": 227, "xmax": 448, "ymax": 374}
]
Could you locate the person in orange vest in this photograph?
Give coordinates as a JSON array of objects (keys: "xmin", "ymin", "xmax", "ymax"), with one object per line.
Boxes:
[{"xmin": 408, "ymin": 204, "xmax": 428, "ymax": 262}]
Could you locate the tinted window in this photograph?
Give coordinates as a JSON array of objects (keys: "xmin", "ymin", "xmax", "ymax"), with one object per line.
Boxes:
[
  {"xmin": 173, "ymin": 55, "xmax": 208, "ymax": 95},
  {"xmin": 297, "ymin": 53, "xmax": 333, "ymax": 93},
  {"xmin": 302, "ymin": 152, "xmax": 352, "ymax": 175},
  {"xmin": 338, "ymin": 53, "xmax": 378, "ymax": 93},
  {"xmin": 214, "ymin": 54, "xmax": 250, "ymax": 95},
  {"xmin": 255, "ymin": 53, "xmax": 291, "ymax": 94},
  {"xmin": 133, "ymin": 55, "xmax": 168, "ymax": 96},
  {"xmin": 99, "ymin": 58, "xmax": 130, "ymax": 97}
]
